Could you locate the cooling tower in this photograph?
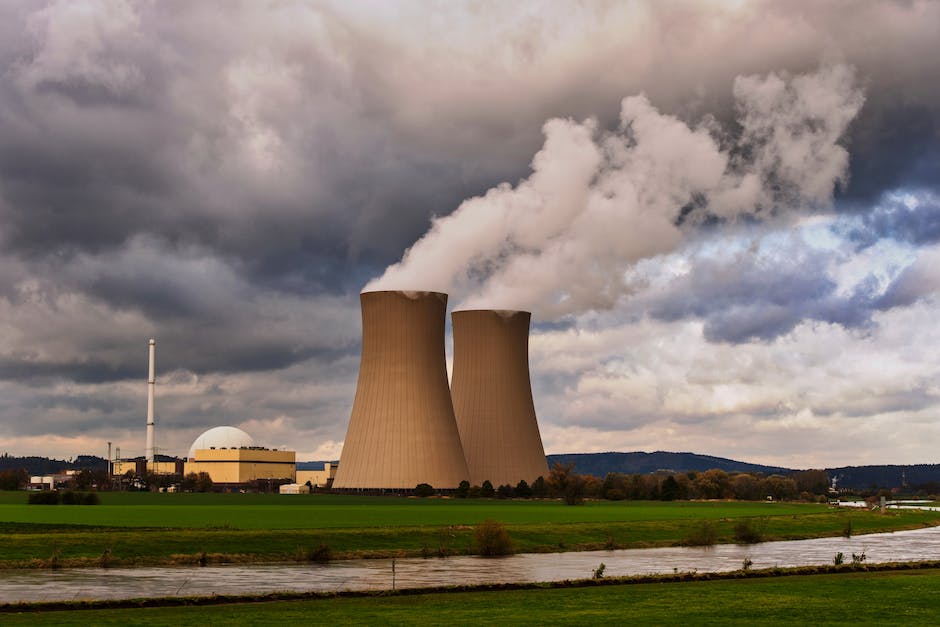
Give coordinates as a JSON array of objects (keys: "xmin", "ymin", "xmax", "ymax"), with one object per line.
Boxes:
[
  {"xmin": 451, "ymin": 310, "xmax": 548, "ymax": 486},
  {"xmin": 332, "ymin": 291, "xmax": 469, "ymax": 490}
]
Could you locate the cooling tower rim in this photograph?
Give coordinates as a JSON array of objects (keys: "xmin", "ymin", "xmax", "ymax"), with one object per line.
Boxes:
[
  {"xmin": 360, "ymin": 289, "xmax": 448, "ymax": 301},
  {"xmin": 452, "ymin": 308, "xmax": 531, "ymax": 317}
]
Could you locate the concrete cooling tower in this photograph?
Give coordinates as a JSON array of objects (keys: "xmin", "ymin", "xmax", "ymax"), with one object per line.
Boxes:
[
  {"xmin": 332, "ymin": 290, "xmax": 469, "ymax": 490},
  {"xmin": 450, "ymin": 310, "xmax": 548, "ymax": 486}
]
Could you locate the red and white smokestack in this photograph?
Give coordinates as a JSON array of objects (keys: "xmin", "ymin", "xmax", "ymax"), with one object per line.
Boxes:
[{"xmin": 145, "ymin": 338, "xmax": 156, "ymax": 463}]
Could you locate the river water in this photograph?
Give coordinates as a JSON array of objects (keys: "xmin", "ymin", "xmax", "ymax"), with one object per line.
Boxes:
[{"xmin": 3, "ymin": 525, "xmax": 940, "ymax": 603}]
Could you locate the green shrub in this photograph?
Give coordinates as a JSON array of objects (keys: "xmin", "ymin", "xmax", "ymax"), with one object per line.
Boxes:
[
  {"xmin": 514, "ymin": 479, "xmax": 532, "ymax": 498},
  {"xmin": 834, "ymin": 552, "xmax": 845, "ymax": 565},
  {"xmin": 474, "ymin": 519, "xmax": 513, "ymax": 556},
  {"xmin": 28, "ymin": 491, "xmax": 60, "ymax": 505},
  {"xmin": 414, "ymin": 483, "xmax": 434, "ymax": 497},
  {"xmin": 480, "ymin": 480, "xmax": 495, "ymax": 498},
  {"xmin": 733, "ymin": 518, "xmax": 764, "ymax": 544},
  {"xmin": 686, "ymin": 520, "xmax": 718, "ymax": 546},
  {"xmin": 455, "ymin": 480, "xmax": 470, "ymax": 499}
]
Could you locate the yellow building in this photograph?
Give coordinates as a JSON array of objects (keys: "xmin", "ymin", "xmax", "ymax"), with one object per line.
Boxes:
[
  {"xmin": 184, "ymin": 447, "xmax": 296, "ymax": 484},
  {"xmin": 112, "ymin": 458, "xmax": 183, "ymax": 476},
  {"xmin": 296, "ymin": 462, "xmax": 337, "ymax": 488}
]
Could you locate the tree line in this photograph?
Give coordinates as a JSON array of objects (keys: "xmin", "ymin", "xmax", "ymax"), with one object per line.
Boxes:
[{"xmin": 438, "ymin": 465, "xmax": 833, "ymax": 504}]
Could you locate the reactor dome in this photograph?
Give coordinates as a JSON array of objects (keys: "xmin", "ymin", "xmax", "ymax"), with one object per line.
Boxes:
[{"xmin": 188, "ymin": 426, "xmax": 257, "ymax": 459}]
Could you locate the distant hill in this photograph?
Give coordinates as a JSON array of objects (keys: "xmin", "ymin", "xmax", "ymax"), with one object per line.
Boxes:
[
  {"xmin": 547, "ymin": 451, "xmax": 792, "ymax": 477},
  {"xmin": 546, "ymin": 451, "xmax": 940, "ymax": 490},
  {"xmin": 827, "ymin": 464, "xmax": 940, "ymax": 491},
  {"xmin": 0, "ymin": 454, "xmax": 107, "ymax": 475}
]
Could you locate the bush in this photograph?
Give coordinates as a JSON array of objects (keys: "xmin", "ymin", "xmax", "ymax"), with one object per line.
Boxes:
[
  {"xmin": 496, "ymin": 484, "xmax": 514, "ymax": 499},
  {"xmin": 564, "ymin": 477, "xmax": 586, "ymax": 506},
  {"xmin": 298, "ymin": 544, "xmax": 332, "ymax": 562},
  {"xmin": 28, "ymin": 491, "xmax": 60, "ymax": 505},
  {"xmin": 58, "ymin": 491, "xmax": 100, "ymax": 505},
  {"xmin": 414, "ymin": 483, "xmax": 434, "ymax": 497},
  {"xmin": 480, "ymin": 480, "xmax": 495, "ymax": 498},
  {"xmin": 686, "ymin": 520, "xmax": 718, "ymax": 546},
  {"xmin": 514, "ymin": 479, "xmax": 532, "ymax": 498},
  {"xmin": 474, "ymin": 519, "xmax": 513, "ymax": 556},
  {"xmin": 733, "ymin": 518, "xmax": 764, "ymax": 544},
  {"xmin": 455, "ymin": 480, "xmax": 470, "ymax": 499},
  {"xmin": 531, "ymin": 476, "xmax": 548, "ymax": 498},
  {"xmin": 833, "ymin": 552, "xmax": 845, "ymax": 565}
]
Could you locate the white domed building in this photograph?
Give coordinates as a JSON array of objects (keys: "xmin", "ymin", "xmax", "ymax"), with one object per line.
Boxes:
[
  {"xmin": 187, "ymin": 426, "xmax": 257, "ymax": 459},
  {"xmin": 184, "ymin": 426, "xmax": 295, "ymax": 489}
]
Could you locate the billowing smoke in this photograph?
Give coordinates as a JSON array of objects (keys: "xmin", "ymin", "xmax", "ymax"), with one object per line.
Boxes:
[{"xmin": 367, "ymin": 64, "xmax": 865, "ymax": 317}]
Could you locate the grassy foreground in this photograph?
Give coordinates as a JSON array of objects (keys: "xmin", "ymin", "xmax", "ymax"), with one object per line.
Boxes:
[
  {"xmin": 1, "ymin": 492, "xmax": 938, "ymax": 568},
  {"xmin": 4, "ymin": 568, "xmax": 940, "ymax": 624}
]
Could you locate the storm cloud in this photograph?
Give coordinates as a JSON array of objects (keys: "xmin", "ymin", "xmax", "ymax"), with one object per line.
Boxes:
[{"xmin": 0, "ymin": 1, "xmax": 938, "ymax": 465}]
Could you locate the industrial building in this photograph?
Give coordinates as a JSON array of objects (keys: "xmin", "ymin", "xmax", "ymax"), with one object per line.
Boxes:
[
  {"xmin": 451, "ymin": 310, "xmax": 549, "ymax": 486},
  {"xmin": 296, "ymin": 462, "xmax": 338, "ymax": 489},
  {"xmin": 333, "ymin": 290, "xmax": 470, "ymax": 490},
  {"xmin": 184, "ymin": 426, "xmax": 296, "ymax": 488},
  {"xmin": 112, "ymin": 340, "xmax": 298, "ymax": 491},
  {"xmin": 112, "ymin": 457, "xmax": 184, "ymax": 477}
]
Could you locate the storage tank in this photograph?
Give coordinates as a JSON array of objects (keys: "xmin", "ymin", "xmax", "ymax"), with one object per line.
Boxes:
[
  {"xmin": 333, "ymin": 291, "xmax": 469, "ymax": 489},
  {"xmin": 451, "ymin": 310, "xmax": 548, "ymax": 486}
]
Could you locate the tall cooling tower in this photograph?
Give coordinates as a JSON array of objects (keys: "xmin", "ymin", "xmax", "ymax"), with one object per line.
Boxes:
[
  {"xmin": 333, "ymin": 291, "xmax": 469, "ymax": 490},
  {"xmin": 451, "ymin": 310, "xmax": 548, "ymax": 486}
]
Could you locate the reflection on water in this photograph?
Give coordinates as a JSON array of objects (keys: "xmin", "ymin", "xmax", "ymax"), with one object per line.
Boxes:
[{"xmin": 3, "ymin": 526, "xmax": 940, "ymax": 603}]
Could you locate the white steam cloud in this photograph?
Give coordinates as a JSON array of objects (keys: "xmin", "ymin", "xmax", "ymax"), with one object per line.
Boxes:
[{"xmin": 366, "ymin": 64, "xmax": 865, "ymax": 317}]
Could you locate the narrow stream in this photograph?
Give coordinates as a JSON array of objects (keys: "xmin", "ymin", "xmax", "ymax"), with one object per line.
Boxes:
[{"xmin": 3, "ymin": 525, "xmax": 940, "ymax": 603}]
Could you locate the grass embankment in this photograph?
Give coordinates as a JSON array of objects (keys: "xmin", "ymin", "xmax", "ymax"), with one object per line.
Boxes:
[
  {"xmin": 4, "ymin": 567, "xmax": 940, "ymax": 624},
  {"xmin": 1, "ymin": 492, "xmax": 938, "ymax": 568}
]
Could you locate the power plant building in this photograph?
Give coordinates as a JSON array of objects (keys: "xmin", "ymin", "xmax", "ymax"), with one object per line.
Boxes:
[
  {"xmin": 333, "ymin": 291, "xmax": 470, "ymax": 490},
  {"xmin": 451, "ymin": 310, "xmax": 549, "ymax": 486},
  {"xmin": 184, "ymin": 426, "xmax": 295, "ymax": 487}
]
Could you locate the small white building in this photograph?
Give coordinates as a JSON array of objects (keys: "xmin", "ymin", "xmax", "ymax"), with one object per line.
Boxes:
[{"xmin": 279, "ymin": 483, "xmax": 310, "ymax": 495}]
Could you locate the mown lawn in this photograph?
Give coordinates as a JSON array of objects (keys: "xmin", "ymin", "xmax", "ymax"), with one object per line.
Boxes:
[
  {"xmin": 0, "ymin": 491, "xmax": 828, "ymax": 528},
  {"xmin": 4, "ymin": 568, "xmax": 940, "ymax": 625}
]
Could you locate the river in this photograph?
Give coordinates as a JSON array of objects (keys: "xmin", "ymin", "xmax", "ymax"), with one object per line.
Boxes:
[{"xmin": 3, "ymin": 525, "xmax": 940, "ymax": 603}]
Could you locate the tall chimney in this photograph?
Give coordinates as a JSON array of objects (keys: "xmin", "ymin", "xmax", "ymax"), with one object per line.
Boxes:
[
  {"xmin": 451, "ymin": 310, "xmax": 548, "ymax": 486},
  {"xmin": 333, "ymin": 291, "xmax": 469, "ymax": 490},
  {"xmin": 145, "ymin": 338, "xmax": 156, "ymax": 463}
]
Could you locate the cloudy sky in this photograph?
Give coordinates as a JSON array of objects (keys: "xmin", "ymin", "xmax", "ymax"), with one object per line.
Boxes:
[{"xmin": 1, "ymin": 1, "xmax": 938, "ymax": 469}]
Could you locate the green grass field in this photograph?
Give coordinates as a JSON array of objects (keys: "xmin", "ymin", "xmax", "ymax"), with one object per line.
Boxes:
[
  {"xmin": 0, "ymin": 491, "xmax": 831, "ymax": 528},
  {"xmin": 5, "ymin": 569, "xmax": 940, "ymax": 625},
  {"xmin": 1, "ymin": 492, "xmax": 938, "ymax": 567}
]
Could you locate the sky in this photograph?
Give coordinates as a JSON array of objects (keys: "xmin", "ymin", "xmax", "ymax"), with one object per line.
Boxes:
[{"xmin": 0, "ymin": 1, "xmax": 938, "ymax": 469}]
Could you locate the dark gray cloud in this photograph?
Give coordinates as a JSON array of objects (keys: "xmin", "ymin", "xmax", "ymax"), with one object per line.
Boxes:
[
  {"xmin": 0, "ymin": 1, "xmax": 938, "ymax": 461},
  {"xmin": 637, "ymin": 242, "xmax": 883, "ymax": 344},
  {"xmin": 839, "ymin": 191, "xmax": 940, "ymax": 249}
]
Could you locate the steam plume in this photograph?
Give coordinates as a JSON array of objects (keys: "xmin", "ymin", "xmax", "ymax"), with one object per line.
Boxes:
[{"xmin": 366, "ymin": 64, "xmax": 864, "ymax": 317}]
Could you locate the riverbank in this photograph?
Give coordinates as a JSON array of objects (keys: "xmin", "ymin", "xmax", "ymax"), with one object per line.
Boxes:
[
  {"xmin": 1, "ymin": 506, "xmax": 937, "ymax": 569},
  {"xmin": 3, "ymin": 562, "xmax": 940, "ymax": 623}
]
